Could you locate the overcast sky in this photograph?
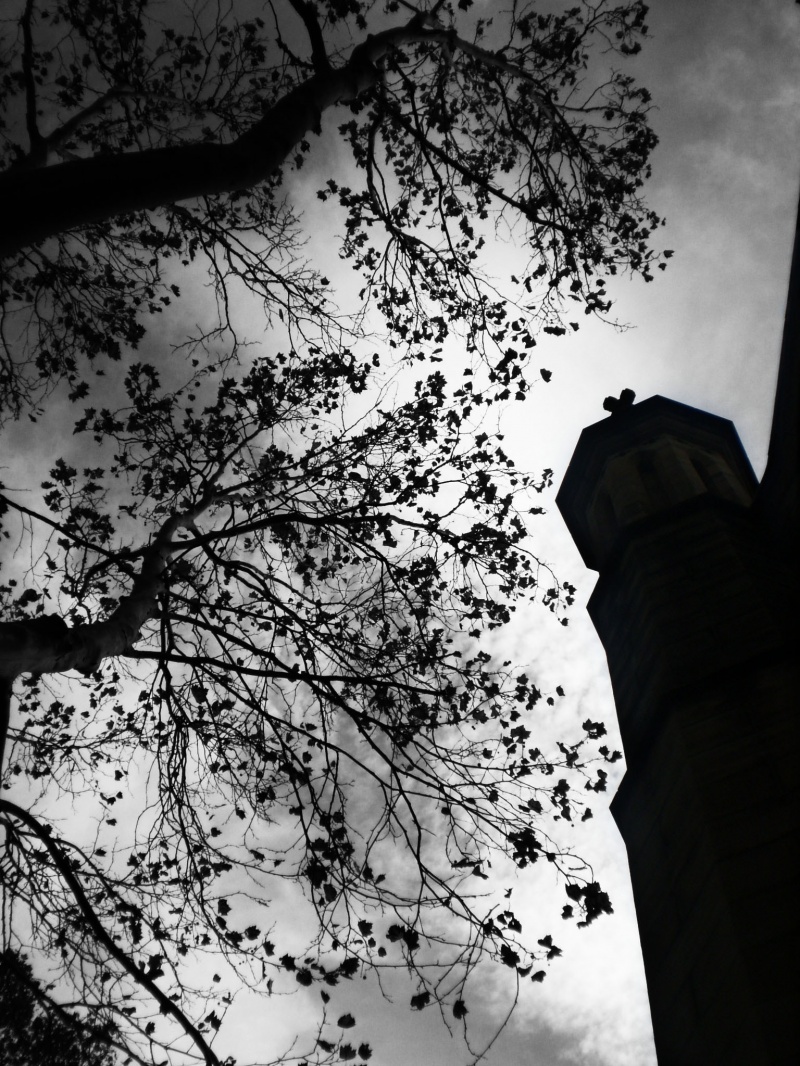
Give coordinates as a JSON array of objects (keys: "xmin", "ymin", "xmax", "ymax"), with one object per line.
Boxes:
[
  {"xmin": 4, "ymin": 2, "xmax": 797, "ymax": 1065},
  {"xmin": 225, "ymin": 2, "xmax": 799, "ymax": 1064}
]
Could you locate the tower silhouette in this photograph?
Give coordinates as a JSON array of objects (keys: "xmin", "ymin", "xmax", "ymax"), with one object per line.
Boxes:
[{"xmin": 556, "ymin": 205, "xmax": 799, "ymax": 1065}]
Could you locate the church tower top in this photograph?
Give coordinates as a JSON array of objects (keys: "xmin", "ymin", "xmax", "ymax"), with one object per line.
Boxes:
[{"xmin": 555, "ymin": 395, "xmax": 758, "ymax": 572}]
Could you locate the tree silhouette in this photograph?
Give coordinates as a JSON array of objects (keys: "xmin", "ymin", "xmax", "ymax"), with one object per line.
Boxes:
[
  {"xmin": 0, "ymin": 950, "xmax": 114, "ymax": 1066},
  {"xmin": 0, "ymin": 0, "xmax": 662, "ymax": 415},
  {"xmin": 0, "ymin": 2, "xmax": 651, "ymax": 1063}
]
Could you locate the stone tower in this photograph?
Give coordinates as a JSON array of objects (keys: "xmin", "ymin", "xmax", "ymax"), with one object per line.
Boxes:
[{"xmin": 556, "ymin": 210, "xmax": 799, "ymax": 1064}]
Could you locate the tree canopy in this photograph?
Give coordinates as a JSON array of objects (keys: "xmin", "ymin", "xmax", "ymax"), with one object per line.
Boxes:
[
  {"xmin": 0, "ymin": 949, "xmax": 114, "ymax": 1066},
  {"xmin": 0, "ymin": 2, "xmax": 660, "ymax": 1064}
]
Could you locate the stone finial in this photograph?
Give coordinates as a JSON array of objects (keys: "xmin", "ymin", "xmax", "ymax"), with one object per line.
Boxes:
[{"xmin": 602, "ymin": 388, "xmax": 636, "ymax": 415}]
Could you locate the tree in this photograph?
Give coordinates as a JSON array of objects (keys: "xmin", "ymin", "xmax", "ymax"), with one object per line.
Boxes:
[
  {"xmin": 0, "ymin": 950, "xmax": 114, "ymax": 1066},
  {"xmin": 0, "ymin": 0, "xmax": 661, "ymax": 415},
  {"xmin": 0, "ymin": 2, "xmax": 659, "ymax": 1064}
]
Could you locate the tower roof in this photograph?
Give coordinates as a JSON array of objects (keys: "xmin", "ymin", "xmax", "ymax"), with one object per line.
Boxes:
[{"xmin": 556, "ymin": 395, "xmax": 758, "ymax": 571}]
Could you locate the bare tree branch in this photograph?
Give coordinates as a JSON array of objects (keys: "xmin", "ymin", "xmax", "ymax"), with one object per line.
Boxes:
[{"xmin": 0, "ymin": 799, "xmax": 222, "ymax": 1066}]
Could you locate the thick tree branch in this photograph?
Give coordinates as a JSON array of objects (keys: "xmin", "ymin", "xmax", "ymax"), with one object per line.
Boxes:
[
  {"xmin": 0, "ymin": 18, "xmax": 405, "ymax": 256},
  {"xmin": 0, "ymin": 15, "xmax": 550, "ymax": 258},
  {"xmin": 286, "ymin": 0, "xmax": 332, "ymax": 73},
  {"xmin": 24, "ymin": 88, "xmax": 126, "ymax": 170},
  {"xmin": 0, "ymin": 502, "xmax": 210, "ymax": 681}
]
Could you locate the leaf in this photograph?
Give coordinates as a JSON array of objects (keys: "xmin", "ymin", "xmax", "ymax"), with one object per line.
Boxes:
[
  {"xmin": 410, "ymin": 991, "xmax": 430, "ymax": 1010},
  {"xmin": 386, "ymin": 924, "xmax": 419, "ymax": 951},
  {"xmin": 337, "ymin": 1014, "xmax": 356, "ymax": 1028},
  {"xmin": 338, "ymin": 957, "xmax": 359, "ymax": 978},
  {"xmin": 453, "ymin": 999, "xmax": 468, "ymax": 1019},
  {"xmin": 500, "ymin": 944, "xmax": 520, "ymax": 968},
  {"xmin": 306, "ymin": 861, "xmax": 327, "ymax": 888}
]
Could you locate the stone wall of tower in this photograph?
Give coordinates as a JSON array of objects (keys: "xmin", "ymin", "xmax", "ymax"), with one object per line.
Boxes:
[{"xmin": 557, "ymin": 397, "xmax": 799, "ymax": 1066}]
